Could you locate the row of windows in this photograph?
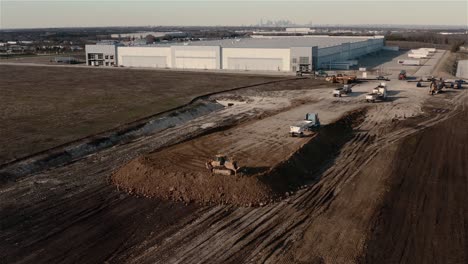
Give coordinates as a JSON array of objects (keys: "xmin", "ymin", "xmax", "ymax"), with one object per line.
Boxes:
[
  {"xmin": 87, "ymin": 53, "xmax": 103, "ymax": 60},
  {"xmin": 87, "ymin": 53, "xmax": 114, "ymax": 60},
  {"xmin": 292, "ymin": 56, "xmax": 310, "ymax": 64},
  {"xmin": 89, "ymin": 61, "xmax": 115, "ymax": 66}
]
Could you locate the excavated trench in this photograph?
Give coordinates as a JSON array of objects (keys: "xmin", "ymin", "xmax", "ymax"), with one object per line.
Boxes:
[
  {"xmin": 111, "ymin": 109, "xmax": 367, "ymax": 206},
  {"xmin": 0, "ymin": 100, "xmax": 223, "ymax": 184},
  {"xmin": 0, "ymin": 77, "xmax": 305, "ymax": 185}
]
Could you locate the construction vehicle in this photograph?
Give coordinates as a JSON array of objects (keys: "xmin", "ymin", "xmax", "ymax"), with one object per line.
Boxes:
[
  {"xmin": 454, "ymin": 79, "xmax": 464, "ymax": 89},
  {"xmin": 206, "ymin": 154, "xmax": 240, "ymax": 176},
  {"xmin": 289, "ymin": 113, "xmax": 320, "ymax": 137},
  {"xmin": 333, "ymin": 84, "xmax": 353, "ymax": 97},
  {"xmin": 325, "ymin": 75, "xmax": 337, "ymax": 83},
  {"xmin": 296, "ymin": 70, "xmax": 313, "ymax": 77},
  {"xmin": 336, "ymin": 74, "xmax": 357, "ymax": 84},
  {"xmin": 399, "ymin": 70, "xmax": 407, "ymax": 80},
  {"xmin": 429, "ymin": 78, "xmax": 445, "ymax": 95},
  {"xmin": 366, "ymin": 82, "xmax": 387, "ymax": 102},
  {"xmin": 326, "ymin": 74, "xmax": 357, "ymax": 84},
  {"xmin": 441, "ymin": 79, "xmax": 465, "ymax": 89},
  {"xmin": 429, "ymin": 80, "xmax": 438, "ymax": 95}
]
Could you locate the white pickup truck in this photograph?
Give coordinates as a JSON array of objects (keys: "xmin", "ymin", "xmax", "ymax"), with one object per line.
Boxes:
[
  {"xmin": 289, "ymin": 113, "xmax": 320, "ymax": 137},
  {"xmin": 333, "ymin": 84, "xmax": 353, "ymax": 97},
  {"xmin": 290, "ymin": 122, "xmax": 312, "ymax": 137},
  {"xmin": 366, "ymin": 83, "xmax": 387, "ymax": 103}
]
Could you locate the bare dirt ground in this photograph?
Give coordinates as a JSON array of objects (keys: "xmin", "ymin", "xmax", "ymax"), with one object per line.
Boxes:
[
  {"xmin": 1, "ymin": 50, "xmax": 467, "ymax": 264},
  {"xmin": 0, "ymin": 65, "xmax": 282, "ymax": 163},
  {"xmin": 363, "ymin": 96, "xmax": 468, "ymax": 264},
  {"xmin": 112, "ymin": 96, "xmax": 363, "ymax": 206},
  {"xmin": 111, "ymin": 109, "xmax": 315, "ymax": 205}
]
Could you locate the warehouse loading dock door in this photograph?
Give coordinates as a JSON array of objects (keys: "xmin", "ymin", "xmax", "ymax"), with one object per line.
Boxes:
[
  {"xmin": 121, "ymin": 56, "xmax": 167, "ymax": 68},
  {"xmin": 174, "ymin": 57, "xmax": 217, "ymax": 70},
  {"xmin": 227, "ymin": 58, "xmax": 283, "ymax": 71}
]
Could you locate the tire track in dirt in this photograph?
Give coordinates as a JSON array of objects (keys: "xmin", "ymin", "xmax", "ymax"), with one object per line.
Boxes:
[
  {"xmin": 128, "ymin": 91, "xmax": 466, "ymax": 264},
  {"xmin": 118, "ymin": 111, "xmax": 369, "ymax": 263},
  {"xmin": 111, "ymin": 102, "xmax": 320, "ymax": 206},
  {"xmin": 362, "ymin": 89, "xmax": 468, "ymax": 264},
  {"xmin": 1, "ymin": 85, "xmax": 328, "ymax": 263},
  {"xmin": 1, "ymin": 82, "xmax": 465, "ymax": 263}
]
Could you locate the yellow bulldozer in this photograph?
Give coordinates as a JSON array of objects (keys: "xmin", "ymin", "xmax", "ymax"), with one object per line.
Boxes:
[{"xmin": 206, "ymin": 154, "xmax": 240, "ymax": 176}]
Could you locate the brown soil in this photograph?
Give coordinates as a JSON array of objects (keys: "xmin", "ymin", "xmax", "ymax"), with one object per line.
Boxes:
[
  {"xmin": 111, "ymin": 109, "xmax": 365, "ymax": 206},
  {"xmin": 362, "ymin": 107, "xmax": 468, "ymax": 264}
]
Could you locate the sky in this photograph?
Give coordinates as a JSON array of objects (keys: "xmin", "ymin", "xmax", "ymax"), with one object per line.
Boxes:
[{"xmin": 0, "ymin": 0, "xmax": 467, "ymax": 29}]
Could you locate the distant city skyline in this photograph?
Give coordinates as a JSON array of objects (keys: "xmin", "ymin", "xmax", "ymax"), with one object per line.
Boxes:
[{"xmin": 1, "ymin": 1, "xmax": 467, "ymax": 29}]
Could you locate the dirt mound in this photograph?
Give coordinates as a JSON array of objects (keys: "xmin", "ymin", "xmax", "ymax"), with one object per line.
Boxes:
[
  {"xmin": 257, "ymin": 109, "xmax": 366, "ymax": 194},
  {"xmin": 111, "ymin": 109, "xmax": 366, "ymax": 206},
  {"xmin": 112, "ymin": 156, "xmax": 274, "ymax": 205}
]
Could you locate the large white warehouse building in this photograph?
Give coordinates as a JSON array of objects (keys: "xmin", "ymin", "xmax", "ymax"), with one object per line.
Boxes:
[{"xmin": 86, "ymin": 36, "xmax": 384, "ymax": 72}]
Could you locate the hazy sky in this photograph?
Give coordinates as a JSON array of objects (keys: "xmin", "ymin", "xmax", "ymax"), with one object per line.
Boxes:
[{"xmin": 1, "ymin": 0, "xmax": 467, "ymax": 29}]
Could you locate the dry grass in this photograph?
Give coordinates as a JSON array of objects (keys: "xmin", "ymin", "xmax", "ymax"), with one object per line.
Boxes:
[{"xmin": 0, "ymin": 65, "xmax": 281, "ymax": 163}]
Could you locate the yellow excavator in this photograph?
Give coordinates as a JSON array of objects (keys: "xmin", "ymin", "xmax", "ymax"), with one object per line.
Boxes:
[
  {"xmin": 206, "ymin": 154, "xmax": 240, "ymax": 176},
  {"xmin": 429, "ymin": 78, "xmax": 445, "ymax": 95}
]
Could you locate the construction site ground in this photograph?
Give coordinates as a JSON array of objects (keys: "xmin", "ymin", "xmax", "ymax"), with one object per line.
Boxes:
[{"xmin": 1, "ymin": 50, "xmax": 467, "ymax": 263}]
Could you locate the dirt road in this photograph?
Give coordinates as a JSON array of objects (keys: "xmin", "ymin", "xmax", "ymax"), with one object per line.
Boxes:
[{"xmin": 414, "ymin": 50, "xmax": 447, "ymax": 77}]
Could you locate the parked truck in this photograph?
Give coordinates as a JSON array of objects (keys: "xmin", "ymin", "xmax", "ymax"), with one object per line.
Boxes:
[{"xmin": 333, "ymin": 84, "xmax": 353, "ymax": 97}]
